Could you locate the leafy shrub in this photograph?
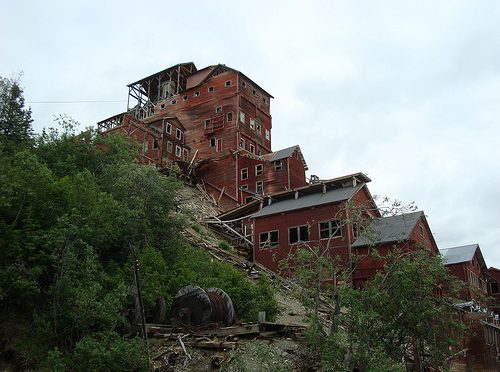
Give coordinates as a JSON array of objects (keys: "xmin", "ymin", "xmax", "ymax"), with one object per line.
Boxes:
[
  {"xmin": 70, "ymin": 331, "xmax": 148, "ymax": 372},
  {"xmin": 218, "ymin": 239, "xmax": 232, "ymax": 251}
]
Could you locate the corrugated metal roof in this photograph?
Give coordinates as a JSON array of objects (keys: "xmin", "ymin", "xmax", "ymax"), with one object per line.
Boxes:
[
  {"xmin": 440, "ymin": 244, "xmax": 479, "ymax": 265},
  {"xmin": 352, "ymin": 211, "xmax": 424, "ymax": 247},
  {"xmin": 251, "ymin": 183, "xmax": 362, "ymax": 218},
  {"xmin": 261, "ymin": 145, "xmax": 308, "ymax": 170}
]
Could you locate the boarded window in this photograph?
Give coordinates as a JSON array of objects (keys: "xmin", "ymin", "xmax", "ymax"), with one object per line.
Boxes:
[
  {"xmin": 319, "ymin": 219, "xmax": 342, "ymax": 239},
  {"xmin": 289, "ymin": 225, "xmax": 309, "ymax": 244},
  {"xmin": 259, "ymin": 231, "xmax": 279, "ymax": 248}
]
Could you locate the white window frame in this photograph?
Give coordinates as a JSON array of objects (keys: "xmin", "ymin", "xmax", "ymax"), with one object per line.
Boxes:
[
  {"xmin": 255, "ymin": 164, "xmax": 263, "ymax": 176},
  {"xmin": 289, "ymin": 225, "xmax": 310, "ymax": 244},
  {"xmin": 256, "ymin": 180, "xmax": 263, "ymax": 194},
  {"xmin": 175, "ymin": 145, "xmax": 182, "ymax": 158},
  {"xmin": 249, "ymin": 118, "xmax": 255, "ymax": 130},
  {"xmin": 176, "ymin": 128, "xmax": 182, "ymax": 140},
  {"xmin": 241, "ymin": 168, "xmax": 248, "ymax": 180}
]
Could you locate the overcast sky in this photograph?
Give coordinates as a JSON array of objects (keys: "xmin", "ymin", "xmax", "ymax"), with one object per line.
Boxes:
[{"xmin": 2, "ymin": 0, "xmax": 499, "ymax": 267}]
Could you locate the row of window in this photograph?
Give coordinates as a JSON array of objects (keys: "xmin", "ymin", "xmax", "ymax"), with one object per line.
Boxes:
[
  {"xmin": 241, "ymin": 80, "xmax": 267, "ymax": 104},
  {"xmin": 240, "ymin": 181, "xmax": 264, "ymax": 195},
  {"xmin": 259, "ymin": 219, "xmax": 343, "ymax": 248},
  {"xmin": 161, "ymin": 122, "xmax": 183, "ymax": 140},
  {"xmin": 239, "ymin": 112, "xmax": 270, "ymax": 140},
  {"xmin": 160, "ymin": 81, "xmax": 233, "ymax": 108},
  {"xmin": 239, "ymin": 137, "xmax": 262, "ymax": 155},
  {"xmin": 240, "ymin": 161, "xmax": 282, "ymax": 181},
  {"xmin": 143, "ymin": 139, "xmax": 187, "ymax": 159}
]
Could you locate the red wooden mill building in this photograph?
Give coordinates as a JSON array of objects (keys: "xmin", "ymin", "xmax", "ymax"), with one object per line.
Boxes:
[{"xmin": 98, "ymin": 62, "xmax": 307, "ymax": 210}]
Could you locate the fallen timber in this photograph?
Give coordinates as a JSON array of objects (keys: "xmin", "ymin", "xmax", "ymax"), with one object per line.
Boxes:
[{"xmin": 146, "ymin": 321, "xmax": 306, "ymax": 350}]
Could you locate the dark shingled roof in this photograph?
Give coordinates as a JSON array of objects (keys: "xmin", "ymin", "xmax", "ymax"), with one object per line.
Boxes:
[
  {"xmin": 440, "ymin": 244, "xmax": 480, "ymax": 265},
  {"xmin": 251, "ymin": 183, "xmax": 363, "ymax": 219},
  {"xmin": 352, "ymin": 211, "xmax": 424, "ymax": 247}
]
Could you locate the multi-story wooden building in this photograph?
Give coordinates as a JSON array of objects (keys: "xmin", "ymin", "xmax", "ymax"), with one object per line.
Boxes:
[
  {"xmin": 440, "ymin": 244, "xmax": 489, "ymax": 303},
  {"xmin": 248, "ymin": 173, "xmax": 378, "ymax": 275},
  {"xmin": 351, "ymin": 211, "xmax": 439, "ymax": 287},
  {"xmin": 97, "ymin": 62, "xmax": 308, "ymax": 209}
]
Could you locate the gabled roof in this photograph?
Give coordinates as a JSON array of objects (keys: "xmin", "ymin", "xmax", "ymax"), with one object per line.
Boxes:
[
  {"xmin": 261, "ymin": 145, "xmax": 308, "ymax": 170},
  {"xmin": 186, "ymin": 63, "xmax": 274, "ymax": 98},
  {"xmin": 251, "ymin": 183, "xmax": 364, "ymax": 219},
  {"xmin": 352, "ymin": 211, "xmax": 424, "ymax": 248},
  {"xmin": 440, "ymin": 244, "xmax": 486, "ymax": 267}
]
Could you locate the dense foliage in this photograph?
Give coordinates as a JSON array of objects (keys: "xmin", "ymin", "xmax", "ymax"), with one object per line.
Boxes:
[
  {"xmin": 292, "ymin": 246, "xmax": 465, "ymax": 371},
  {"xmin": 0, "ymin": 76, "xmax": 277, "ymax": 370}
]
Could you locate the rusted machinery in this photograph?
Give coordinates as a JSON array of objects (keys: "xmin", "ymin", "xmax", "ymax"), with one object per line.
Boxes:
[{"xmin": 171, "ymin": 286, "xmax": 235, "ymax": 328}]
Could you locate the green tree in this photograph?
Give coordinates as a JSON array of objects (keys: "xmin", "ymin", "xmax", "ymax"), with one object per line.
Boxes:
[
  {"xmin": 0, "ymin": 75, "xmax": 33, "ymax": 151},
  {"xmin": 299, "ymin": 248, "xmax": 465, "ymax": 371}
]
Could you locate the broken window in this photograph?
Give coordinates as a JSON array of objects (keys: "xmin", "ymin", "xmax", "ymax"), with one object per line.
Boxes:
[
  {"xmin": 242, "ymin": 81, "xmax": 246, "ymax": 88},
  {"xmin": 194, "ymin": 91, "xmax": 200, "ymax": 97},
  {"xmin": 216, "ymin": 106, "xmax": 222, "ymax": 113},
  {"xmin": 210, "ymin": 138, "xmax": 216, "ymax": 147},
  {"xmin": 166, "ymin": 123, "xmax": 172, "ymax": 134},
  {"xmin": 241, "ymin": 168, "xmax": 248, "ymax": 180},
  {"xmin": 256, "ymin": 181, "xmax": 263, "ymax": 194},
  {"xmin": 171, "ymin": 99, "xmax": 176, "ymax": 105},
  {"xmin": 153, "ymin": 138, "xmax": 159, "ymax": 149},
  {"xmin": 245, "ymin": 196, "xmax": 253, "ymax": 203},
  {"xmin": 274, "ymin": 160, "xmax": 282, "ymax": 170},
  {"xmin": 239, "ymin": 138, "xmax": 245, "ymax": 149},
  {"xmin": 260, "ymin": 231, "xmax": 279, "ymax": 248},
  {"xmin": 240, "ymin": 111, "xmax": 245, "ymax": 123},
  {"xmin": 491, "ymin": 282, "xmax": 499, "ymax": 294},
  {"xmin": 249, "ymin": 143, "xmax": 255, "ymax": 154},
  {"xmin": 205, "ymin": 119, "xmax": 211, "ymax": 129},
  {"xmin": 183, "ymin": 95, "xmax": 188, "ymax": 101},
  {"xmin": 176, "ymin": 128, "xmax": 182, "ymax": 140},
  {"xmin": 249, "ymin": 118, "xmax": 255, "ymax": 130},
  {"xmin": 175, "ymin": 145, "xmax": 181, "ymax": 157},
  {"xmin": 241, "ymin": 184, "xmax": 248, "ymax": 191},
  {"xmin": 225, "ymin": 80, "xmax": 231, "ymax": 87},
  {"xmin": 319, "ymin": 219, "xmax": 342, "ymax": 239},
  {"xmin": 167, "ymin": 141, "xmax": 173, "ymax": 153},
  {"xmin": 289, "ymin": 225, "xmax": 309, "ymax": 244},
  {"xmin": 227, "ymin": 112, "xmax": 233, "ymax": 121},
  {"xmin": 255, "ymin": 164, "xmax": 263, "ymax": 176},
  {"xmin": 265, "ymin": 129, "xmax": 270, "ymax": 140},
  {"xmin": 208, "ymin": 86, "xmax": 214, "ymax": 92},
  {"xmin": 256, "ymin": 122, "xmax": 261, "ymax": 134},
  {"xmin": 183, "ymin": 149, "xmax": 188, "ymax": 161}
]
